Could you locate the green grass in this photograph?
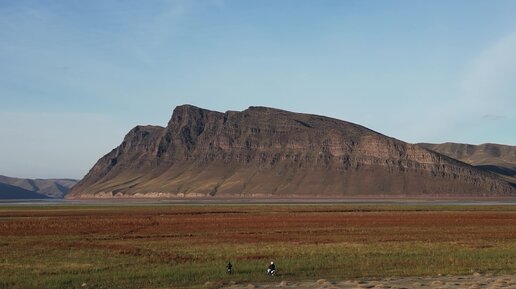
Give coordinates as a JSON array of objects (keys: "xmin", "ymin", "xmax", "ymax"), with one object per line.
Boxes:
[
  {"xmin": 2, "ymin": 238, "xmax": 516, "ymax": 289},
  {"xmin": 1, "ymin": 204, "xmax": 516, "ymax": 288}
]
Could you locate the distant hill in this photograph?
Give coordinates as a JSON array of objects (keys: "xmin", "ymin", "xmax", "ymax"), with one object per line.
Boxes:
[
  {"xmin": 68, "ymin": 105, "xmax": 515, "ymax": 198},
  {"xmin": 0, "ymin": 182, "xmax": 51, "ymax": 199},
  {"xmin": 418, "ymin": 143, "xmax": 516, "ymax": 185},
  {"xmin": 0, "ymin": 175, "xmax": 78, "ymax": 199}
]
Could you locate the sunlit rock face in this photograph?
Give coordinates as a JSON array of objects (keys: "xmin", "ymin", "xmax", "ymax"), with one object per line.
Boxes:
[{"xmin": 68, "ymin": 105, "xmax": 515, "ymax": 199}]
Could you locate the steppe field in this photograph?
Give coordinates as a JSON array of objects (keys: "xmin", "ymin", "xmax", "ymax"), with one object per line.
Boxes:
[{"xmin": 1, "ymin": 204, "xmax": 516, "ymax": 289}]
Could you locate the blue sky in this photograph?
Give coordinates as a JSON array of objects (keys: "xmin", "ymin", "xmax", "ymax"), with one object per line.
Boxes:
[{"xmin": 1, "ymin": 0, "xmax": 515, "ymax": 179}]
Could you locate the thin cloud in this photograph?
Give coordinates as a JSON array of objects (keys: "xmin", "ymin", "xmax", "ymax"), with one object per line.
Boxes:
[
  {"xmin": 410, "ymin": 32, "xmax": 516, "ymax": 143},
  {"xmin": 460, "ymin": 32, "xmax": 516, "ymax": 114},
  {"xmin": 481, "ymin": 114, "xmax": 506, "ymax": 121}
]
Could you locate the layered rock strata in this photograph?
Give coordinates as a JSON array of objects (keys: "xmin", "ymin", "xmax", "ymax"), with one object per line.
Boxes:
[{"xmin": 68, "ymin": 105, "xmax": 515, "ymax": 198}]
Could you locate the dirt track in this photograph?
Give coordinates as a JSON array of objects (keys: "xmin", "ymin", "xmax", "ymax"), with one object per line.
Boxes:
[{"xmin": 221, "ymin": 274, "xmax": 516, "ymax": 289}]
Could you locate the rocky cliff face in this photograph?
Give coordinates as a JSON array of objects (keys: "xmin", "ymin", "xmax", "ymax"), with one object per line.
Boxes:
[{"xmin": 68, "ymin": 105, "xmax": 515, "ymax": 198}]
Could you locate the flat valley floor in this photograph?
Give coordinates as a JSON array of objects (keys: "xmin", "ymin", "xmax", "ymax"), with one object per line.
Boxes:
[{"xmin": 1, "ymin": 204, "xmax": 516, "ymax": 289}]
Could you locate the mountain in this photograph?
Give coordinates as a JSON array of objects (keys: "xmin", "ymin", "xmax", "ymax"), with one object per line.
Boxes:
[
  {"xmin": 418, "ymin": 143, "xmax": 516, "ymax": 185},
  {"xmin": 68, "ymin": 105, "xmax": 515, "ymax": 198},
  {"xmin": 0, "ymin": 175, "xmax": 78, "ymax": 198},
  {"xmin": 0, "ymin": 182, "xmax": 51, "ymax": 199}
]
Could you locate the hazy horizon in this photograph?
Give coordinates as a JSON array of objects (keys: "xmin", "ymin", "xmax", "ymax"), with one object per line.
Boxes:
[{"xmin": 1, "ymin": 1, "xmax": 515, "ymax": 179}]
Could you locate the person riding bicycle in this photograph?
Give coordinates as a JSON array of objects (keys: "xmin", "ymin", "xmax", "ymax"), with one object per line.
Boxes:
[
  {"xmin": 226, "ymin": 261, "xmax": 233, "ymax": 274},
  {"xmin": 267, "ymin": 261, "xmax": 276, "ymax": 276}
]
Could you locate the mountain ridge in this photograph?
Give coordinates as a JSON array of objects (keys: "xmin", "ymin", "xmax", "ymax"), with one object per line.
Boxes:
[
  {"xmin": 0, "ymin": 182, "xmax": 53, "ymax": 199},
  {"xmin": 68, "ymin": 105, "xmax": 515, "ymax": 198},
  {"xmin": 418, "ymin": 142, "xmax": 516, "ymax": 185},
  {"xmin": 0, "ymin": 175, "xmax": 78, "ymax": 198}
]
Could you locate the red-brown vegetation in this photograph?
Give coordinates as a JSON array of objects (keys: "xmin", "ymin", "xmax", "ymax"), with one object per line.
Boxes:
[{"xmin": 1, "ymin": 206, "xmax": 516, "ymax": 245}]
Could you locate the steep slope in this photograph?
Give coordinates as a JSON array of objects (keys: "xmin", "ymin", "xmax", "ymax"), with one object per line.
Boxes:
[
  {"xmin": 0, "ymin": 175, "xmax": 78, "ymax": 198},
  {"xmin": 68, "ymin": 105, "xmax": 515, "ymax": 198},
  {"xmin": 0, "ymin": 182, "xmax": 51, "ymax": 199},
  {"xmin": 418, "ymin": 143, "xmax": 516, "ymax": 184}
]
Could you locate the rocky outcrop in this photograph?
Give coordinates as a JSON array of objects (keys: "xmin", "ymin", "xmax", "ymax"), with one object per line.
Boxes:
[{"xmin": 68, "ymin": 105, "xmax": 515, "ymax": 198}]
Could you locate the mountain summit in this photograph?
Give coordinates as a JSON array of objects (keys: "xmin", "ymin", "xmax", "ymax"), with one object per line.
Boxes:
[{"xmin": 68, "ymin": 105, "xmax": 515, "ymax": 198}]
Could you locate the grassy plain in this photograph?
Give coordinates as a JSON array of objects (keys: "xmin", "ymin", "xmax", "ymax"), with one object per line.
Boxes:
[{"xmin": 1, "ymin": 204, "xmax": 516, "ymax": 289}]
